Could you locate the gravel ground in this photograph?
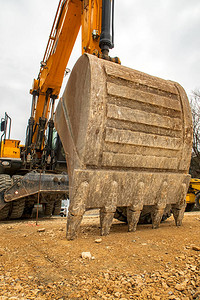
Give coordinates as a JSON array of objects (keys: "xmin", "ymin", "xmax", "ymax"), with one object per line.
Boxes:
[{"xmin": 0, "ymin": 211, "xmax": 199, "ymax": 299}]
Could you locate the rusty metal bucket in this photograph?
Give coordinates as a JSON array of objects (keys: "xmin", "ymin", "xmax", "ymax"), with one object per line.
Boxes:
[{"xmin": 55, "ymin": 53, "xmax": 193, "ymax": 239}]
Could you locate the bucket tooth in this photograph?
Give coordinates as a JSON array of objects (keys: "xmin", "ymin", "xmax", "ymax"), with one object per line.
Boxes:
[
  {"xmin": 172, "ymin": 206, "xmax": 186, "ymax": 226},
  {"xmin": 127, "ymin": 182, "xmax": 144, "ymax": 232},
  {"xmin": 152, "ymin": 181, "xmax": 168, "ymax": 229},
  {"xmin": 100, "ymin": 208, "xmax": 115, "ymax": 236},
  {"xmin": 67, "ymin": 214, "xmax": 83, "ymax": 240},
  {"xmin": 100, "ymin": 181, "xmax": 118, "ymax": 236},
  {"xmin": 151, "ymin": 207, "xmax": 165, "ymax": 229},
  {"xmin": 127, "ymin": 208, "xmax": 142, "ymax": 232},
  {"xmin": 172, "ymin": 183, "xmax": 187, "ymax": 226},
  {"xmin": 66, "ymin": 181, "xmax": 89, "ymax": 240}
]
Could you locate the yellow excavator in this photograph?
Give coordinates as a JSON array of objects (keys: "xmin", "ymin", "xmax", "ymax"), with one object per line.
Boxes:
[
  {"xmin": 0, "ymin": 0, "xmax": 193, "ymax": 239},
  {"xmin": 0, "ymin": 113, "xmax": 21, "ymax": 173},
  {"xmin": 0, "ymin": 110, "xmax": 67, "ymax": 220},
  {"xmin": 186, "ymin": 178, "xmax": 200, "ymax": 211}
]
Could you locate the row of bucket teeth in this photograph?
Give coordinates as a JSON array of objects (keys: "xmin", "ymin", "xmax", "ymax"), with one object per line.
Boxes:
[{"xmin": 66, "ymin": 181, "xmax": 187, "ymax": 240}]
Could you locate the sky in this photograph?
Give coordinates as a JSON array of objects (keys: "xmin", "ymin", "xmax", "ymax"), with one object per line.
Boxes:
[{"xmin": 0, "ymin": 0, "xmax": 200, "ymax": 143}]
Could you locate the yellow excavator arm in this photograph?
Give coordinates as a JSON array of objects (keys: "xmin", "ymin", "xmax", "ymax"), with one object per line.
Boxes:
[
  {"xmin": 26, "ymin": 0, "xmax": 116, "ymax": 169},
  {"xmin": 31, "ymin": 0, "xmax": 103, "ymax": 96},
  {"xmin": 28, "ymin": 0, "xmax": 106, "ymax": 150}
]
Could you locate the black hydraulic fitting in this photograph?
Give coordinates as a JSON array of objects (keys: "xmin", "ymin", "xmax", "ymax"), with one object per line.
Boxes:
[
  {"xmin": 26, "ymin": 117, "xmax": 35, "ymax": 148},
  {"xmin": 99, "ymin": 0, "xmax": 114, "ymax": 55}
]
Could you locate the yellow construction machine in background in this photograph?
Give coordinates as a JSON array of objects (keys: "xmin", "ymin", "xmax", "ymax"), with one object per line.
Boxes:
[
  {"xmin": 186, "ymin": 178, "xmax": 200, "ymax": 211},
  {"xmin": 0, "ymin": 113, "xmax": 22, "ymax": 175}
]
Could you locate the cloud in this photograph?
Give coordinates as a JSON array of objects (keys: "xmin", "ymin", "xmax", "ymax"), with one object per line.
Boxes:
[
  {"xmin": 0, "ymin": 0, "xmax": 200, "ymax": 142},
  {"xmin": 113, "ymin": 0, "xmax": 200, "ymax": 92}
]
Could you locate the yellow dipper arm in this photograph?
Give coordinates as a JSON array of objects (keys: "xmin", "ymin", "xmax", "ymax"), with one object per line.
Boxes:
[{"xmin": 29, "ymin": 0, "xmax": 103, "ymax": 147}]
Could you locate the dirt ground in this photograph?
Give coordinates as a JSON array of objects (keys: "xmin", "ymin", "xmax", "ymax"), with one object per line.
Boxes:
[{"xmin": 0, "ymin": 211, "xmax": 199, "ymax": 300}]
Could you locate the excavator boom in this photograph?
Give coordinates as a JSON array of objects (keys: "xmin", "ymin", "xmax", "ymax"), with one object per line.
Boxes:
[{"xmin": 28, "ymin": 0, "xmax": 106, "ymax": 153}]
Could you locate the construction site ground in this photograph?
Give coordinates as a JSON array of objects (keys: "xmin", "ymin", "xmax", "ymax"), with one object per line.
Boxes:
[{"xmin": 0, "ymin": 210, "xmax": 200, "ymax": 300}]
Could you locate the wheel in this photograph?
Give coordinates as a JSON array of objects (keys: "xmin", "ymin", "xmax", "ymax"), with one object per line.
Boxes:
[
  {"xmin": 8, "ymin": 175, "xmax": 25, "ymax": 219},
  {"xmin": 195, "ymin": 193, "xmax": 200, "ymax": 210},
  {"xmin": 114, "ymin": 205, "xmax": 171, "ymax": 224},
  {"xmin": 22, "ymin": 201, "xmax": 34, "ymax": 219},
  {"xmin": 114, "ymin": 206, "xmax": 154, "ymax": 224},
  {"xmin": 52, "ymin": 200, "xmax": 62, "ymax": 215},
  {"xmin": 0, "ymin": 174, "xmax": 12, "ymax": 220},
  {"xmin": 43, "ymin": 201, "xmax": 54, "ymax": 216},
  {"xmin": 0, "ymin": 174, "xmax": 12, "ymax": 192},
  {"xmin": 9, "ymin": 199, "xmax": 25, "ymax": 219},
  {"xmin": 185, "ymin": 203, "xmax": 195, "ymax": 212},
  {"xmin": 0, "ymin": 204, "xmax": 10, "ymax": 220},
  {"xmin": 114, "ymin": 207, "xmax": 127, "ymax": 223}
]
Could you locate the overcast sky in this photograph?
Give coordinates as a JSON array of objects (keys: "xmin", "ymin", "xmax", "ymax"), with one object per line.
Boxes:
[{"xmin": 0, "ymin": 0, "xmax": 200, "ymax": 142}]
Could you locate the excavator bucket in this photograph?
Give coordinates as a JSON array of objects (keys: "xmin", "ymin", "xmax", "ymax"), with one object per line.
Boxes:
[{"xmin": 55, "ymin": 53, "xmax": 193, "ymax": 240}]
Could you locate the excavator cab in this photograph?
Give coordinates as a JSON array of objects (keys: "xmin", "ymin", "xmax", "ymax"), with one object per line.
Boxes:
[{"xmin": 0, "ymin": 113, "xmax": 22, "ymax": 175}]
